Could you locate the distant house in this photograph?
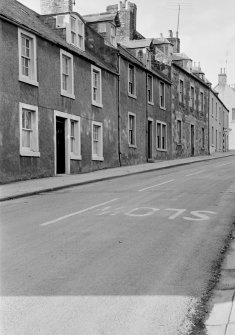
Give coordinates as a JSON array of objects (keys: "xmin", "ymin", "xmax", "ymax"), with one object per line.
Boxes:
[{"xmin": 214, "ymin": 69, "xmax": 235, "ymax": 150}]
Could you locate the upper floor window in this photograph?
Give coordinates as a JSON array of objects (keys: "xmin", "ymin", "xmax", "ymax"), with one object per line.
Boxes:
[
  {"xmin": 147, "ymin": 75, "xmax": 153, "ymax": 104},
  {"xmin": 60, "ymin": 49, "xmax": 75, "ymax": 99},
  {"xmin": 190, "ymin": 86, "xmax": 195, "ymax": 108},
  {"xmin": 18, "ymin": 29, "xmax": 38, "ymax": 86},
  {"xmin": 98, "ymin": 23, "xmax": 107, "ymax": 33},
  {"xmin": 19, "ymin": 103, "xmax": 40, "ymax": 157},
  {"xmin": 215, "ymin": 102, "xmax": 218, "ymax": 119},
  {"xmin": 70, "ymin": 16, "xmax": 85, "ymax": 50},
  {"xmin": 200, "ymin": 92, "xmax": 204, "ymax": 112},
  {"xmin": 128, "ymin": 64, "xmax": 136, "ymax": 97},
  {"xmin": 159, "ymin": 82, "xmax": 165, "ymax": 109},
  {"xmin": 110, "ymin": 25, "xmax": 116, "ymax": 46},
  {"xmin": 91, "ymin": 66, "xmax": 102, "ymax": 107},
  {"xmin": 211, "ymin": 97, "xmax": 214, "ymax": 116},
  {"xmin": 179, "ymin": 79, "xmax": 184, "ymax": 103},
  {"xmin": 146, "ymin": 50, "xmax": 151, "ymax": 69}
]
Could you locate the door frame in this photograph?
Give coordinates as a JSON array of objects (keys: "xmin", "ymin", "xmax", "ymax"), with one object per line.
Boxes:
[
  {"xmin": 54, "ymin": 110, "xmax": 69, "ymax": 175},
  {"xmin": 147, "ymin": 117, "xmax": 153, "ymax": 160}
]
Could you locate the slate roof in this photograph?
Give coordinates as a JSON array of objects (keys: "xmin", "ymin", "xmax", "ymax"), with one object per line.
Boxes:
[
  {"xmin": 0, "ymin": 0, "xmax": 118, "ymax": 74},
  {"xmin": 83, "ymin": 12, "xmax": 120, "ymax": 26},
  {"xmin": 172, "ymin": 53, "xmax": 192, "ymax": 61},
  {"xmin": 152, "ymin": 38, "xmax": 172, "ymax": 45},
  {"xmin": 120, "ymin": 38, "xmax": 153, "ymax": 49}
]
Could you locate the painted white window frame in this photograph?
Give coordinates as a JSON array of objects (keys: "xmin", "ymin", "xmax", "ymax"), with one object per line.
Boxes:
[
  {"xmin": 91, "ymin": 65, "xmax": 103, "ymax": 108},
  {"xmin": 146, "ymin": 49, "xmax": 152, "ymax": 69},
  {"xmin": 128, "ymin": 63, "xmax": 136, "ymax": 98},
  {"xmin": 128, "ymin": 112, "xmax": 137, "ymax": 148},
  {"xmin": 156, "ymin": 120, "xmax": 167, "ymax": 151},
  {"xmin": 159, "ymin": 81, "xmax": 166, "ymax": 109},
  {"xmin": 19, "ymin": 103, "xmax": 40, "ymax": 157},
  {"xmin": 68, "ymin": 15, "xmax": 85, "ymax": 51},
  {"xmin": 92, "ymin": 121, "xmax": 104, "ymax": 161},
  {"xmin": 54, "ymin": 111, "xmax": 81, "ymax": 175},
  {"xmin": 18, "ymin": 28, "xmax": 38, "ymax": 86},
  {"xmin": 60, "ymin": 49, "xmax": 75, "ymax": 99},
  {"xmin": 147, "ymin": 74, "xmax": 154, "ymax": 104},
  {"xmin": 110, "ymin": 24, "xmax": 116, "ymax": 46}
]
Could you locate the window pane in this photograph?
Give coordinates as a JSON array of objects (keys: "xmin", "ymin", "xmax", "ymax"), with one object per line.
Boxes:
[
  {"xmin": 22, "ymin": 129, "xmax": 31, "ymax": 148},
  {"xmin": 157, "ymin": 123, "xmax": 161, "ymax": 148},
  {"xmin": 162, "ymin": 124, "xmax": 166, "ymax": 149}
]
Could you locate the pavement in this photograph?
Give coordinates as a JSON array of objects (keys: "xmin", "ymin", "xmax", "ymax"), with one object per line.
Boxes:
[
  {"xmin": 0, "ymin": 151, "xmax": 235, "ymax": 202},
  {"xmin": 205, "ymin": 230, "xmax": 235, "ymax": 335},
  {"xmin": 1, "ymin": 150, "xmax": 235, "ymax": 335}
]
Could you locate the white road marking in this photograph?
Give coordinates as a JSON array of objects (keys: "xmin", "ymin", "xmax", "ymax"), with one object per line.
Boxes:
[
  {"xmin": 184, "ymin": 210, "xmax": 217, "ymax": 221},
  {"xmin": 138, "ymin": 179, "xmax": 174, "ymax": 192},
  {"xmin": 41, "ymin": 198, "xmax": 119, "ymax": 226},
  {"xmin": 214, "ymin": 162, "xmax": 233, "ymax": 168},
  {"xmin": 125, "ymin": 207, "xmax": 160, "ymax": 217},
  {"xmin": 166, "ymin": 208, "xmax": 186, "ymax": 220},
  {"xmin": 186, "ymin": 171, "xmax": 203, "ymax": 177}
]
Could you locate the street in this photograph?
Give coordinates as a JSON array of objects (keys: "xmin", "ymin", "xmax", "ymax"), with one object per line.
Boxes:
[{"xmin": 1, "ymin": 156, "xmax": 235, "ymax": 335}]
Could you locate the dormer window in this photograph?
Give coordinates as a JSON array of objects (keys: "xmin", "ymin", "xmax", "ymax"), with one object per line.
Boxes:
[
  {"xmin": 146, "ymin": 50, "xmax": 151, "ymax": 69},
  {"xmin": 70, "ymin": 15, "xmax": 84, "ymax": 50},
  {"xmin": 56, "ymin": 14, "xmax": 85, "ymax": 51},
  {"xmin": 98, "ymin": 23, "xmax": 107, "ymax": 33}
]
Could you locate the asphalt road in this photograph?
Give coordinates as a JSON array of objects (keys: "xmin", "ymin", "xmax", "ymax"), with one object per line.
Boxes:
[{"xmin": 1, "ymin": 156, "xmax": 235, "ymax": 335}]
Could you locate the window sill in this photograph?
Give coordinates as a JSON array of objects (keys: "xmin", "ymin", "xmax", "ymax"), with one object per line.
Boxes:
[
  {"xmin": 92, "ymin": 156, "xmax": 104, "ymax": 161},
  {"xmin": 160, "ymin": 106, "xmax": 166, "ymax": 111},
  {"xmin": 92, "ymin": 101, "xmax": 103, "ymax": 108},
  {"xmin": 128, "ymin": 93, "xmax": 137, "ymax": 99},
  {"xmin": 20, "ymin": 149, "xmax": 40, "ymax": 157},
  {"xmin": 148, "ymin": 101, "xmax": 154, "ymax": 106},
  {"xmin": 128, "ymin": 144, "xmax": 137, "ymax": 148},
  {"xmin": 61, "ymin": 91, "xmax": 75, "ymax": 100},
  {"xmin": 19, "ymin": 76, "xmax": 39, "ymax": 87},
  {"xmin": 156, "ymin": 148, "xmax": 167, "ymax": 152},
  {"xmin": 70, "ymin": 154, "xmax": 82, "ymax": 160}
]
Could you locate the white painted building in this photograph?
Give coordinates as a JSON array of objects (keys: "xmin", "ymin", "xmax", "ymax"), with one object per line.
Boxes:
[{"xmin": 214, "ymin": 69, "xmax": 235, "ymax": 150}]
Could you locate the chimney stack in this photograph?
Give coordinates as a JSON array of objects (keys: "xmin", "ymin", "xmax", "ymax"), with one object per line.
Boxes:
[
  {"xmin": 168, "ymin": 30, "xmax": 173, "ymax": 38},
  {"xmin": 40, "ymin": 0, "xmax": 73, "ymax": 15},
  {"xmin": 218, "ymin": 68, "xmax": 227, "ymax": 86}
]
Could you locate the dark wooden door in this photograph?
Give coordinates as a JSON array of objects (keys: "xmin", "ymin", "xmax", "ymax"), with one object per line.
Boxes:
[
  {"xmin": 56, "ymin": 117, "xmax": 65, "ymax": 174},
  {"xmin": 191, "ymin": 125, "xmax": 195, "ymax": 156}
]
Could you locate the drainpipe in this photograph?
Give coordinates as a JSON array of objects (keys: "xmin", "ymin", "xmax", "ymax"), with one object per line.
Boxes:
[
  {"xmin": 208, "ymin": 91, "xmax": 210, "ymax": 155},
  {"xmin": 146, "ymin": 71, "xmax": 148, "ymax": 162},
  {"xmin": 117, "ymin": 50, "xmax": 122, "ymax": 166}
]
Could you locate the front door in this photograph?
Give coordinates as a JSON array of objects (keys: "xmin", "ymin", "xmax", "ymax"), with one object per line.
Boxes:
[
  {"xmin": 191, "ymin": 125, "xmax": 195, "ymax": 156},
  {"xmin": 56, "ymin": 117, "xmax": 65, "ymax": 174},
  {"xmin": 148, "ymin": 120, "xmax": 153, "ymax": 160}
]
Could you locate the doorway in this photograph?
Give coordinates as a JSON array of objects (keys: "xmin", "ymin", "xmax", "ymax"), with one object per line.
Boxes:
[
  {"xmin": 56, "ymin": 117, "xmax": 65, "ymax": 174},
  {"xmin": 191, "ymin": 124, "xmax": 195, "ymax": 156},
  {"xmin": 148, "ymin": 119, "xmax": 153, "ymax": 160}
]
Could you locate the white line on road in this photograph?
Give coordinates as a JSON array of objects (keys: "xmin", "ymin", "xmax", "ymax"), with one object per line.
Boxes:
[
  {"xmin": 41, "ymin": 198, "xmax": 119, "ymax": 226},
  {"xmin": 138, "ymin": 179, "xmax": 174, "ymax": 192},
  {"xmin": 186, "ymin": 171, "xmax": 203, "ymax": 177},
  {"xmin": 214, "ymin": 162, "xmax": 233, "ymax": 168}
]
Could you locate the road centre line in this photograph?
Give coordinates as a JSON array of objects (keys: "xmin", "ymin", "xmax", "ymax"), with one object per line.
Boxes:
[
  {"xmin": 138, "ymin": 179, "xmax": 174, "ymax": 192},
  {"xmin": 41, "ymin": 198, "xmax": 119, "ymax": 227},
  {"xmin": 186, "ymin": 170, "xmax": 203, "ymax": 177}
]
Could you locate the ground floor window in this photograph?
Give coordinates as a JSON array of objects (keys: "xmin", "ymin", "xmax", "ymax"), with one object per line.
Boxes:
[
  {"xmin": 156, "ymin": 121, "xmax": 167, "ymax": 151},
  {"xmin": 177, "ymin": 120, "xmax": 182, "ymax": 144},
  {"xmin": 19, "ymin": 103, "xmax": 40, "ymax": 157},
  {"xmin": 69, "ymin": 118, "xmax": 81, "ymax": 159},
  {"xmin": 128, "ymin": 112, "xmax": 136, "ymax": 147},
  {"xmin": 202, "ymin": 127, "xmax": 205, "ymax": 148},
  {"xmin": 92, "ymin": 121, "xmax": 103, "ymax": 161}
]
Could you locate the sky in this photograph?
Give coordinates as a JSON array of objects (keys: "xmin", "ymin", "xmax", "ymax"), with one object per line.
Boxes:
[{"xmin": 17, "ymin": 0, "xmax": 235, "ymax": 87}]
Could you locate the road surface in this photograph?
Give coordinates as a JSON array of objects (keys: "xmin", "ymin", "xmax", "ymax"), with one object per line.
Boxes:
[{"xmin": 1, "ymin": 156, "xmax": 235, "ymax": 334}]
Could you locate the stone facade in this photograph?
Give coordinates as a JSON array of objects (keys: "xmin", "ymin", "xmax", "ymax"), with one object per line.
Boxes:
[{"xmin": 40, "ymin": 0, "xmax": 73, "ymax": 15}]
